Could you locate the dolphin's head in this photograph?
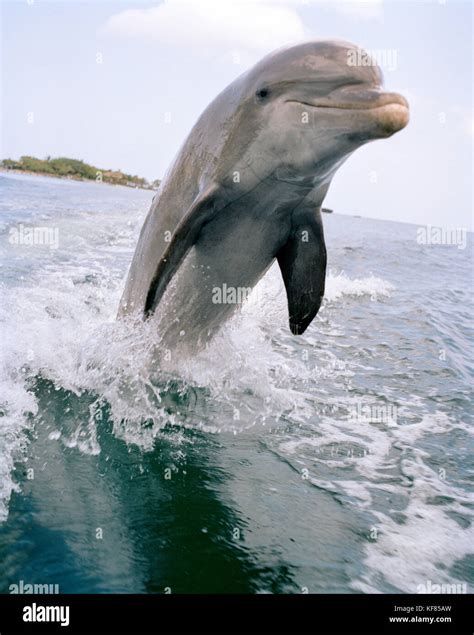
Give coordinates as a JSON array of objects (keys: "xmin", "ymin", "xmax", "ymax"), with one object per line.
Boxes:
[{"xmin": 241, "ymin": 40, "xmax": 409, "ymax": 186}]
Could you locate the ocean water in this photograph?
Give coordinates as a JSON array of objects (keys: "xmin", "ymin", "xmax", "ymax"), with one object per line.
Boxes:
[{"xmin": 0, "ymin": 171, "xmax": 472, "ymax": 594}]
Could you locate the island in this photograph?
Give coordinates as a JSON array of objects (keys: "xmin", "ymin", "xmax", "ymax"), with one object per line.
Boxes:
[{"xmin": 1, "ymin": 156, "xmax": 161, "ymax": 190}]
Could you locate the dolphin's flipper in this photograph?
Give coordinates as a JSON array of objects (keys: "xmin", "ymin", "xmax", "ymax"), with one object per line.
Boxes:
[
  {"xmin": 144, "ymin": 183, "xmax": 221, "ymax": 316},
  {"xmin": 277, "ymin": 206, "xmax": 327, "ymax": 335}
]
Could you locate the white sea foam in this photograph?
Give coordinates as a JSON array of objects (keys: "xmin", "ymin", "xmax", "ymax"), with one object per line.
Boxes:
[
  {"xmin": 274, "ymin": 408, "xmax": 474, "ymax": 592},
  {"xmin": 325, "ymin": 271, "xmax": 394, "ymax": 303},
  {"xmin": 0, "ymin": 260, "xmax": 398, "ymax": 521}
]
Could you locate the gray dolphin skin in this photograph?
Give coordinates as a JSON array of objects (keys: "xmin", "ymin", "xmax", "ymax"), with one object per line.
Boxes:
[{"xmin": 118, "ymin": 40, "xmax": 409, "ymax": 350}]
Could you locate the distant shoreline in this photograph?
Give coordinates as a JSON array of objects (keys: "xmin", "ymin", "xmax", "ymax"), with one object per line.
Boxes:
[
  {"xmin": 0, "ymin": 167, "xmax": 157, "ymax": 192},
  {"xmin": 1, "ymin": 156, "xmax": 161, "ymax": 191},
  {"xmin": 1, "ymin": 166, "xmax": 91, "ymax": 183}
]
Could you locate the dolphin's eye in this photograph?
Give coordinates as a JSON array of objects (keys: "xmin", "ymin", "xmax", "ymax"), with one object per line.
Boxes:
[{"xmin": 256, "ymin": 88, "xmax": 270, "ymax": 100}]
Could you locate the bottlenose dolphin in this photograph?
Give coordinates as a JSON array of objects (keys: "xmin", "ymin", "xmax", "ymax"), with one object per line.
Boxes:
[{"xmin": 119, "ymin": 40, "xmax": 408, "ymax": 349}]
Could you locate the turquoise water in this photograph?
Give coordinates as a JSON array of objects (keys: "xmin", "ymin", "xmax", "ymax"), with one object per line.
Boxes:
[{"xmin": 0, "ymin": 172, "xmax": 472, "ymax": 593}]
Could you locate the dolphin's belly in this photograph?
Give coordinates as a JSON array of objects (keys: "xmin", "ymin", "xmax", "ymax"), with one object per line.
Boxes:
[{"xmin": 153, "ymin": 187, "xmax": 295, "ymax": 351}]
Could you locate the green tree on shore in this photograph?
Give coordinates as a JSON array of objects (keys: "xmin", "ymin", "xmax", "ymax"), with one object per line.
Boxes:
[{"xmin": 1, "ymin": 156, "xmax": 160, "ymax": 190}]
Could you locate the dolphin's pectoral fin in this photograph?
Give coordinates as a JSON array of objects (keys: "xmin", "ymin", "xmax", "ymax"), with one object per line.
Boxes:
[
  {"xmin": 144, "ymin": 183, "xmax": 220, "ymax": 317},
  {"xmin": 277, "ymin": 206, "xmax": 327, "ymax": 335}
]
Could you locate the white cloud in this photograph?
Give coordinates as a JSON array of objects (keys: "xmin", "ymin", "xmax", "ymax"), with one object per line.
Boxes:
[
  {"xmin": 274, "ymin": 0, "xmax": 384, "ymax": 21},
  {"xmin": 328, "ymin": 0, "xmax": 383, "ymax": 20},
  {"xmin": 103, "ymin": 0, "xmax": 306, "ymax": 55}
]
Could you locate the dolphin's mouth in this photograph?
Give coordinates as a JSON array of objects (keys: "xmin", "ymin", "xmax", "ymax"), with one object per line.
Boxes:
[
  {"xmin": 286, "ymin": 92, "xmax": 408, "ymax": 112},
  {"xmin": 287, "ymin": 90, "xmax": 409, "ymax": 134}
]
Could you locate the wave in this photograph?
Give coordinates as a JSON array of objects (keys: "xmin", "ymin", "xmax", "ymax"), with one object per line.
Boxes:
[
  {"xmin": 325, "ymin": 271, "xmax": 394, "ymax": 303},
  {"xmin": 0, "ymin": 262, "xmax": 396, "ymax": 521},
  {"xmin": 1, "ymin": 221, "xmax": 472, "ymax": 593}
]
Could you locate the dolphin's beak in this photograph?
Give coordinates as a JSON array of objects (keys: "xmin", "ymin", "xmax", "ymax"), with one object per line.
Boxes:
[
  {"xmin": 329, "ymin": 86, "xmax": 409, "ymax": 135},
  {"xmin": 370, "ymin": 98, "xmax": 410, "ymax": 136},
  {"xmin": 287, "ymin": 86, "xmax": 410, "ymax": 135}
]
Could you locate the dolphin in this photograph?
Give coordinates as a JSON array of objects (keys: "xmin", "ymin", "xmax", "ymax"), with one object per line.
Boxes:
[{"xmin": 118, "ymin": 40, "xmax": 409, "ymax": 350}]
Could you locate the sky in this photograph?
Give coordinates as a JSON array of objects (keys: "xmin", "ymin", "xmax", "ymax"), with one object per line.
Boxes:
[{"xmin": 1, "ymin": 0, "xmax": 472, "ymax": 228}]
